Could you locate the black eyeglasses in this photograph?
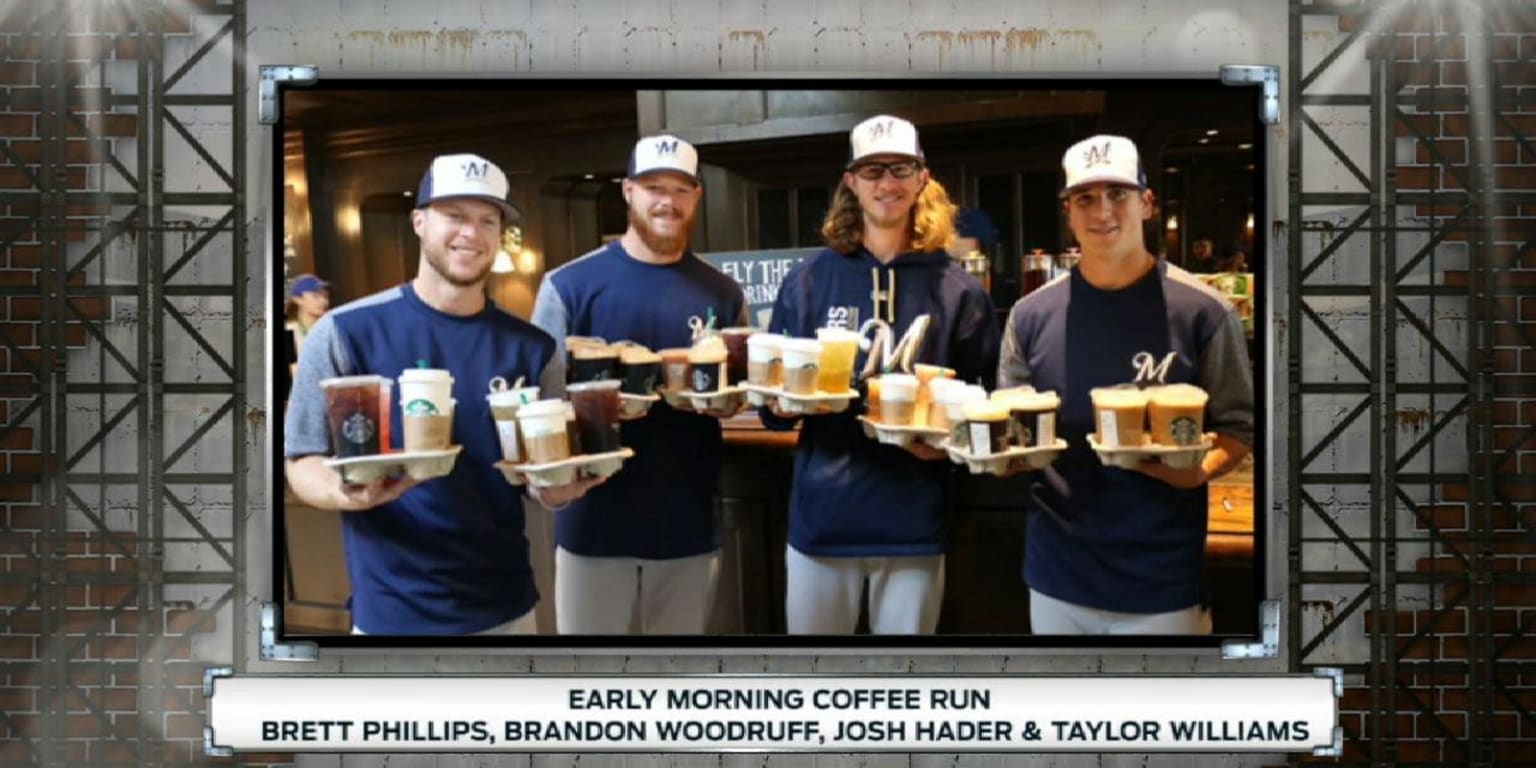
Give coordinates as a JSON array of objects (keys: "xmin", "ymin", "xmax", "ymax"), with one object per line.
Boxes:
[{"xmin": 850, "ymin": 160, "xmax": 922, "ymax": 181}]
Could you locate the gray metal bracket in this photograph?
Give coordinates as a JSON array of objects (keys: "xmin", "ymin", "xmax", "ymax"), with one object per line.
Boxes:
[
  {"xmin": 258, "ymin": 65, "xmax": 318, "ymax": 125},
  {"xmin": 202, "ymin": 666, "xmax": 234, "ymax": 757},
  {"xmin": 1221, "ymin": 599, "xmax": 1281, "ymax": 659},
  {"xmin": 1311, "ymin": 667, "xmax": 1344, "ymax": 757},
  {"xmin": 1220, "ymin": 64, "xmax": 1281, "ymax": 125},
  {"xmin": 260, "ymin": 602, "xmax": 319, "ymax": 661}
]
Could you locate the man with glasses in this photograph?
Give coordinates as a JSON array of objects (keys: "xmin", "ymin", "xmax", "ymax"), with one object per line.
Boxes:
[
  {"xmin": 761, "ymin": 115, "xmax": 999, "ymax": 635},
  {"xmin": 996, "ymin": 134, "xmax": 1254, "ymax": 635}
]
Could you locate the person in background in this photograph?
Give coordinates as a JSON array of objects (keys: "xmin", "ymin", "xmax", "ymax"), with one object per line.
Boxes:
[
  {"xmin": 285, "ymin": 153, "xmax": 598, "ymax": 635},
  {"xmin": 762, "ymin": 115, "xmax": 999, "ymax": 635},
  {"xmin": 531, "ymin": 135, "xmax": 746, "ymax": 635},
  {"xmin": 997, "ymin": 134, "xmax": 1254, "ymax": 635},
  {"xmin": 285, "ymin": 274, "xmax": 330, "ymax": 379},
  {"xmin": 1216, "ymin": 242, "xmax": 1250, "ymax": 273},
  {"xmin": 1187, "ymin": 237, "xmax": 1217, "ymax": 273}
]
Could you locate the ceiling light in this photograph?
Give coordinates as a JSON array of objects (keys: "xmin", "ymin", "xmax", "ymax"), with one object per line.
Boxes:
[{"xmin": 1206, "ymin": 129, "xmax": 1218, "ymax": 136}]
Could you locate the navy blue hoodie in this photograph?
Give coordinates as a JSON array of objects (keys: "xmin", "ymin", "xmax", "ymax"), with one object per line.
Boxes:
[{"xmin": 762, "ymin": 247, "xmax": 999, "ymax": 557}]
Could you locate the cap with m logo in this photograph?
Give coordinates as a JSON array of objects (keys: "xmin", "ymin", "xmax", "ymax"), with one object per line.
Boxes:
[
  {"xmin": 847, "ymin": 114, "xmax": 923, "ymax": 168},
  {"xmin": 628, "ymin": 134, "xmax": 700, "ymax": 184},
  {"xmin": 416, "ymin": 153, "xmax": 519, "ymax": 225},
  {"xmin": 1060, "ymin": 134, "xmax": 1146, "ymax": 196}
]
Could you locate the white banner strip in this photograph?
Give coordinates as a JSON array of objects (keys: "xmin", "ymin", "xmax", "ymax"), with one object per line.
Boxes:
[{"xmin": 207, "ymin": 675, "xmax": 1337, "ymax": 753}]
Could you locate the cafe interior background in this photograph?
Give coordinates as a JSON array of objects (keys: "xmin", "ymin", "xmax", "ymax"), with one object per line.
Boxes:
[{"xmin": 279, "ymin": 87, "xmax": 1261, "ymax": 637}]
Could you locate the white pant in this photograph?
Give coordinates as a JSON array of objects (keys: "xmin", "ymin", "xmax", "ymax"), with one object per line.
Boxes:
[
  {"xmin": 1028, "ymin": 589, "xmax": 1212, "ymax": 635},
  {"xmin": 555, "ymin": 547, "xmax": 718, "ymax": 634},
  {"xmin": 784, "ymin": 545, "xmax": 945, "ymax": 635},
  {"xmin": 351, "ymin": 609, "xmax": 538, "ymax": 636}
]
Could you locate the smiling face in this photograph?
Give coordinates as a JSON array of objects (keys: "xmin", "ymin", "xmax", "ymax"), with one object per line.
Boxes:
[
  {"xmin": 412, "ymin": 198, "xmax": 503, "ymax": 288},
  {"xmin": 843, "ymin": 153, "xmax": 928, "ymax": 232},
  {"xmin": 1063, "ymin": 183, "xmax": 1154, "ymax": 260},
  {"xmin": 623, "ymin": 171, "xmax": 701, "ymax": 255}
]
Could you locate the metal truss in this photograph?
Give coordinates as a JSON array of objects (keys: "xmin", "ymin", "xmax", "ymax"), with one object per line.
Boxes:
[
  {"xmin": 1290, "ymin": 0, "xmax": 1526, "ymax": 765},
  {"xmin": 0, "ymin": 1, "xmax": 247, "ymax": 765}
]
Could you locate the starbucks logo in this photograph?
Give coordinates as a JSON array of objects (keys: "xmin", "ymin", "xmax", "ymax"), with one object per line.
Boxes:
[
  {"xmin": 1171, "ymin": 416, "xmax": 1199, "ymax": 446},
  {"xmin": 341, "ymin": 413, "xmax": 375, "ymax": 444},
  {"xmin": 692, "ymin": 368, "xmax": 712, "ymax": 391},
  {"xmin": 403, "ymin": 398, "xmax": 438, "ymax": 416}
]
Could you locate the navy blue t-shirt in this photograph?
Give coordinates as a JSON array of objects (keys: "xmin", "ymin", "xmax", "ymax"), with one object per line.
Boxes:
[
  {"xmin": 284, "ymin": 284, "xmax": 556, "ymax": 634},
  {"xmin": 998, "ymin": 261, "xmax": 1254, "ymax": 613},
  {"xmin": 763, "ymin": 247, "xmax": 999, "ymax": 557},
  {"xmin": 531, "ymin": 241, "xmax": 746, "ymax": 559}
]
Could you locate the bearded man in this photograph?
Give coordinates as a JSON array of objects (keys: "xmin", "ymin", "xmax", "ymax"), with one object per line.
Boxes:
[{"xmin": 531, "ymin": 135, "xmax": 747, "ymax": 635}]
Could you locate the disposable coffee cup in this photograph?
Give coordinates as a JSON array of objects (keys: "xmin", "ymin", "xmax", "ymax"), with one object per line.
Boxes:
[
  {"xmin": 618, "ymin": 346, "xmax": 663, "ymax": 396},
  {"xmin": 516, "ymin": 399, "xmax": 571, "ymax": 464},
  {"xmin": 944, "ymin": 385, "xmax": 988, "ymax": 449},
  {"xmin": 488, "ymin": 386, "xmax": 541, "ymax": 462},
  {"xmin": 568, "ymin": 380, "xmax": 622, "ymax": 454},
  {"xmin": 1006, "ymin": 390, "xmax": 1060, "ymax": 448},
  {"xmin": 780, "ymin": 338, "xmax": 823, "ymax": 396},
  {"xmin": 398, "ymin": 368, "xmax": 454, "ymax": 417},
  {"xmin": 912, "ymin": 364, "xmax": 955, "ymax": 427},
  {"xmin": 569, "ymin": 342, "xmax": 619, "ymax": 383},
  {"xmin": 814, "ymin": 327, "xmax": 861, "ymax": 395},
  {"xmin": 320, "ymin": 375, "xmax": 389, "ymax": 458},
  {"xmin": 747, "ymin": 333, "xmax": 784, "ymax": 388},
  {"xmin": 688, "ymin": 336, "xmax": 728, "ymax": 393},
  {"xmin": 402, "ymin": 398, "xmax": 455, "ymax": 452},
  {"xmin": 1147, "ymin": 383, "xmax": 1209, "ymax": 446},
  {"xmin": 1090, "ymin": 386, "xmax": 1149, "ymax": 449},
  {"xmin": 962, "ymin": 400, "xmax": 1011, "ymax": 457},
  {"xmin": 720, "ymin": 327, "xmax": 756, "ymax": 386},
  {"xmin": 927, "ymin": 378, "xmax": 964, "ymax": 430},
  {"xmin": 877, "ymin": 373, "xmax": 918, "ymax": 426},
  {"xmin": 659, "ymin": 348, "xmax": 692, "ymax": 392}
]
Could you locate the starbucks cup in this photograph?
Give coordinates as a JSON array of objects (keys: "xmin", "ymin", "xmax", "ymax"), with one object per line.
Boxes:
[
  {"xmin": 488, "ymin": 385, "xmax": 541, "ymax": 462},
  {"xmin": 399, "ymin": 367, "xmax": 455, "ymax": 417}
]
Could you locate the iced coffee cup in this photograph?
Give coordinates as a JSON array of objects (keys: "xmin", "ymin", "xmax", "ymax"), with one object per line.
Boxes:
[
  {"xmin": 1003, "ymin": 390, "xmax": 1059, "ymax": 449},
  {"xmin": 517, "ymin": 399, "xmax": 572, "ymax": 464},
  {"xmin": 746, "ymin": 333, "xmax": 784, "ymax": 388},
  {"xmin": 320, "ymin": 375, "xmax": 389, "ymax": 458},
  {"xmin": 912, "ymin": 364, "xmax": 956, "ymax": 427},
  {"xmin": 659, "ymin": 348, "xmax": 692, "ymax": 392},
  {"xmin": 780, "ymin": 338, "xmax": 823, "ymax": 396},
  {"xmin": 569, "ymin": 342, "xmax": 619, "ymax": 383},
  {"xmin": 814, "ymin": 327, "xmax": 860, "ymax": 395},
  {"xmin": 944, "ymin": 385, "xmax": 988, "ymax": 449},
  {"xmin": 1147, "ymin": 383, "xmax": 1209, "ymax": 446},
  {"xmin": 618, "ymin": 346, "xmax": 662, "ymax": 396},
  {"xmin": 688, "ymin": 335, "xmax": 728, "ymax": 393},
  {"xmin": 877, "ymin": 373, "xmax": 918, "ymax": 426},
  {"xmin": 1090, "ymin": 386, "xmax": 1150, "ymax": 449},
  {"xmin": 568, "ymin": 380, "xmax": 622, "ymax": 454},
  {"xmin": 962, "ymin": 400, "xmax": 1011, "ymax": 457},
  {"xmin": 926, "ymin": 378, "xmax": 963, "ymax": 430},
  {"xmin": 487, "ymin": 385, "xmax": 541, "ymax": 462},
  {"xmin": 720, "ymin": 327, "xmax": 756, "ymax": 386}
]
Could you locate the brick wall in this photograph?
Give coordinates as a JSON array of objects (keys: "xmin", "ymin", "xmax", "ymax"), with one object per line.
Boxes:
[
  {"xmin": 1331, "ymin": 3, "xmax": 1535, "ymax": 763},
  {"xmin": 0, "ymin": 1, "xmax": 254, "ymax": 765}
]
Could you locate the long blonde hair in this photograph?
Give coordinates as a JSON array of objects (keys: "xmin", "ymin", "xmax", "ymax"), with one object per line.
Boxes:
[{"xmin": 820, "ymin": 175, "xmax": 957, "ymax": 255}]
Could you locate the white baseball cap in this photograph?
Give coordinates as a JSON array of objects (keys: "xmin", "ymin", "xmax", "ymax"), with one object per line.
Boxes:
[
  {"xmin": 847, "ymin": 115, "xmax": 923, "ymax": 168},
  {"xmin": 1061, "ymin": 134, "xmax": 1146, "ymax": 196},
  {"xmin": 628, "ymin": 135, "xmax": 699, "ymax": 184},
  {"xmin": 415, "ymin": 153, "xmax": 519, "ymax": 224}
]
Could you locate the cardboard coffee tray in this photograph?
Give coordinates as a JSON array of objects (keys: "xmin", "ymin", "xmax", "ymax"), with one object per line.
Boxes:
[
  {"xmin": 857, "ymin": 415, "xmax": 947, "ymax": 448},
  {"xmin": 941, "ymin": 439, "xmax": 1067, "ymax": 476},
  {"xmin": 742, "ymin": 383, "xmax": 859, "ymax": 415},
  {"xmin": 1087, "ymin": 434, "xmax": 1214, "ymax": 469},
  {"xmin": 619, "ymin": 392, "xmax": 660, "ymax": 419},
  {"xmin": 659, "ymin": 389, "xmax": 695, "ymax": 412},
  {"xmin": 495, "ymin": 447, "xmax": 635, "ymax": 488},
  {"xmin": 683, "ymin": 386, "xmax": 748, "ymax": 416},
  {"xmin": 324, "ymin": 446, "xmax": 463, "ymax": 485}
]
